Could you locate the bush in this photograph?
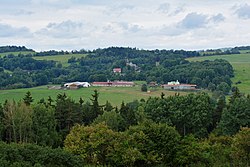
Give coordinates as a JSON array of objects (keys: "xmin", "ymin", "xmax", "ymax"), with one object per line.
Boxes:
[{"xmin": 141, "ymin": 84, "xmax": 148, "ymax": 92}]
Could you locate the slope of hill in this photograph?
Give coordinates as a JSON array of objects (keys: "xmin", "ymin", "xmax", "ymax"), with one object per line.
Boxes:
[
  {"xmin": 33, "ymin": 53, "xmax": 87, "ymax": 67},
  {"xmin": 187, "ymin": 51, "xmax": 250, "ymax": 94}
]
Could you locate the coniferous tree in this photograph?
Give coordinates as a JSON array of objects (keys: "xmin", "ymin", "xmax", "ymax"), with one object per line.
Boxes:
[
  {"xmin": 104, "ymin": 101, "xmax": 114, "ymax": 112},
  {"xmin": 55, "ymin": 93, "xmax": 82, "ymax": 144},
  {"xmin": 210, "ymin": 95, "xmax": 226, "ymax": 131},
  {"xmin": 90, "ymin": 90, "xmax": 103, "ymax": 118},
  {"xmin": 23, "ymin": 91, "xmax": 33, "ymax": 106}
]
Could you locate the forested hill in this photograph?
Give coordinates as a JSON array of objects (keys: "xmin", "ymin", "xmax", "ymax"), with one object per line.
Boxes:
[{"xmin": 0, "ymin": 46, "xmax": 234, "ymax": 92}]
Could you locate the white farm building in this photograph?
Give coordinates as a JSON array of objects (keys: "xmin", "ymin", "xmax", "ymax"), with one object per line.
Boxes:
[{"xmin": 64, "ymin": 82, "xmax": 91, "ymax": 88}]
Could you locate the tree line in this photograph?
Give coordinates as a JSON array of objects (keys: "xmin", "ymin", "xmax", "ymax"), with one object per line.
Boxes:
[
  {"xmin": 0, "ymin": 88, "xmax": 249, "ymax": 166},
  {"xmin": 0, "ymin": 46, "xmax": 34, "ymax": 53}
]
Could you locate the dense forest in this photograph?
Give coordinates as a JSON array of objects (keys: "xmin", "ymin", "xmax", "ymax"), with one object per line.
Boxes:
[
  {"xmin": 0, "ymin": 46, "xmax": 234, "ymax": 95},
  {"xmin": 0, "ymin": 88, "xmax": 249, "ymax": 166}
]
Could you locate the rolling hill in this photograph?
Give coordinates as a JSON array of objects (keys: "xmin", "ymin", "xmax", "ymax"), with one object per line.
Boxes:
[{"xmin": 187, "ymin": 51, "xmax": 250, "ymax": 94}]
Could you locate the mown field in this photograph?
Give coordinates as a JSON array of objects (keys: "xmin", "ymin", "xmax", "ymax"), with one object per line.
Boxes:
[
  {"xmin": 33, "ymin": 53, "xmax": 87, "ymax": 67},
  {"xmin": 187, "ymin": 51, "xmax": 250, "ymax": 94},
  {"xmin": 0, "ymin": 85, "xmax": 190, "ymax": 107}
]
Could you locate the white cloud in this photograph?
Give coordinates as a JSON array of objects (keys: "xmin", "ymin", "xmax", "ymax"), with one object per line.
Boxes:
[{"xmin": 0, "ymin": 0, "xmax": 249, "ymax": 51}]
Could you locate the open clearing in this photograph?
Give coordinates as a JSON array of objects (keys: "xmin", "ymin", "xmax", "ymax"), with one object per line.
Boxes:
[
  {"xmin": 0, "ymin": 85, "xmax": 190, "ymax": 107},
  {"xmin": 187, "ymin": 52, "xmax": 250, "ymax": 94},
  {"xmin": 33, "ymin": 54, "xmax": 87, "ymax": 67}
]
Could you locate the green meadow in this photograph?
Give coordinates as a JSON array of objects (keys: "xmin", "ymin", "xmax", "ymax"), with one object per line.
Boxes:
[
  {"xmin": 0, "ymin": 85, "xmax": 189, "ymax": 107},
  {"xmin": 33, "ymin": 53, "xmax": 87, "ymax": 67},
  {"xmin": 187, "ymin": 52, "xmax": 250, "ymax": 94},
  {"xmin": 0, "ymin": 51, "xmax": 87, "ymax": 67},
  {"xmin": 0, "ymin": 51, "xmax": 35, "ymax": 57}
]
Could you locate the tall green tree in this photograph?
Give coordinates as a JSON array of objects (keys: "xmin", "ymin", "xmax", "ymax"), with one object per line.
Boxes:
[
  {"xmin": 231, "ymin": 127, "xmax": 250, "ymax": 166},
  {"xmin": 120, "ymin": 101, "xmax": 137, "ymax": 128},
  {"xmin": 83, "ymin": 90, "xmax": 103, "ymax": 125},
  {"xmin": 126, "ymin": 121, "xmax": 181, "ymax": 166},
  {"xmin": 93, "ymin": 111, "xmax": 126, "ymax": 131},
  {"xmin": 32, "ymin": 104, "xmax": 58, "ymax": 147},
  {"xmin": 211, "ymin": 95, "xmax": 226, "ymax": 131},
  {"xmin": 23, "ymin": 91, "xmax": 33, "ymax": 106},
  {"xmin": 218, "ymin": 96, "xmax": 250, "ymax": 136},
  {"xmin": 3, "ymin": 101, "xmax": 33, "ymax": 143},
  {"xmin": 55, "ymin": 93, "xmax": 82, "ymax": 143}
]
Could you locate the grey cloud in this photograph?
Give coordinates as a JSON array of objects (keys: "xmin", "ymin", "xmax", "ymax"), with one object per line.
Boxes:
[
  {"xmin": 159, "ymin": 12, "xmax": 224, "ymax": 37},
  {"xmin": 103, "ymin": 22, "xmax": 142, "ymax": 34},
  {"xmin": 179, "ymin": 12, "xmax": 208, "ymax": 29},
  {"xmin": 37, "ymin": 20, "xmax": 84, "ymax": 38},
  {"xmin": 235, "ymin": 3, "xmax": 250, "ymax": 19},
  {"xmin": 118, "ymin": 22, "xmax": 141, "ymax": 33},
  {"xmin": 210, "ymin": 13, "xmax": 225, "ymax": 23},
  {"xmin": 0, "ymin": 23, "xmax": 31, "ymax": 37},
  {"xmin": 104, "ymin": 4, "xmax": 134, "ymax": 16},
  {"xmin": 171, "ymin": 6, "xmax": 185, "ymax": 16}
]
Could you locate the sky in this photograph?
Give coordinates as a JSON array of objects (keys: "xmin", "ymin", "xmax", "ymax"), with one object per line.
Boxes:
[{"xmin": 0, "ymin": 0, "xmax": 250, "ymax": 51}]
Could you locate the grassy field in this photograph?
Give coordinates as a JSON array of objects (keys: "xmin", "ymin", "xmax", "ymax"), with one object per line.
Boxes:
[
  {"xmin": 187, "ymin": 52, "xmax": 250, "ymax": 94},
  {"xmin": 0, "ymin": 51, "xmax": 35, "ymax": 57},
  {"xmin": 0, "ymin": 51, "xmax": 87, "ymax": 67},
  {"xmin": 0, "ymin": 85, "xmax": 190, "ymax": 107},
  {"xmin": 33, "ymin": 54, "xmax": 87, "ymax": 67}
]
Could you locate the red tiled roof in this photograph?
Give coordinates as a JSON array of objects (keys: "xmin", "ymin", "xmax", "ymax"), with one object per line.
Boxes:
[
  {"xmin": 92, "ymin": 81, "xmax": 134, "ymax": 85},
  {"xmin": 113, "ymin": 68, "xmax": 122, "ymax": 72}
]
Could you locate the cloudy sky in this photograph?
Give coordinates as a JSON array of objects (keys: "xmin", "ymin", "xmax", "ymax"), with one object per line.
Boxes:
[{"xmin": 0, "ymin": 0, "xmax": 250, "ymax": 51}]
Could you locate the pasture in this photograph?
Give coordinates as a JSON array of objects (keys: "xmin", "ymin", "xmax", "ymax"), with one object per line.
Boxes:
[
  {"xmin": 0, "ymin": 85, "xmax": 190, "ymax": 107},
  {"xmin": 187, "ymin": 52, "xmax": 250, "ymax": 94},
  {"xmin": 33, "ymin": 53, "xmax": 87, "ymax": 67}
]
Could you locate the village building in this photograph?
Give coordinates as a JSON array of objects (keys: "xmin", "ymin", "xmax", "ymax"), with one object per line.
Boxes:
[
  {"xmin": 92, "ymin": 81, "xmax": 135, "ymax": 87},
  {"xmin": 113, "ymin": 68, "xmax": 122, "ymax": 73},
  {"xmin": 162, "ymin": 80, "xmax": 197, "ymax": 90},
  {"xmin": 126, "ymin": 59, "xmax": 140, "ymax": 72}
]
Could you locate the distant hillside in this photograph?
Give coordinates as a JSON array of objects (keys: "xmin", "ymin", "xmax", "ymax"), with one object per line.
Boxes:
[
  {"xmin": 0, "ymin": 45, "xmax": 239, "ymax": 93},
  {"xmin": 187, "ymin": 52, "xmax": 250, "ymax": 94}
]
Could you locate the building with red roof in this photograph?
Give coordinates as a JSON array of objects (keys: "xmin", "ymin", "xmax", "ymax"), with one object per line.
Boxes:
[
  {"xmin": 113, "ymin": 68, "xmax": 122, "ymax": 73},
  {"xmin": 92, "ymin": 81, "xmax": 134, "ymax": 87}
]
